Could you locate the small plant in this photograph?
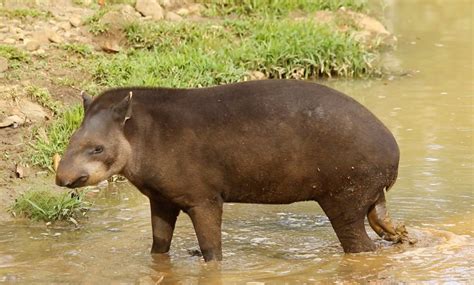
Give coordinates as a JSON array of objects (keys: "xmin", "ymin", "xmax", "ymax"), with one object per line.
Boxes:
[
  {"xmin": 59, "ymin": 43, "xmax": 93, "ymax": 57},
  {"xmin": 199, "ymin": 0, "xmax": 367, "ymax": 17},
  {"xmin": 0, "ymin": 45, "xmax": 30, "ymax": 68},
  {"xmin": 0, "ymin": 8, "xmax": 52, "ymax": 20},
  {"xmin": 25, "ymin": 86, "xmax": 62, "ymax": 115},
  {"xmin": 9, "ymin": 189, "xmax": 91, "ymax": 223},
  {"xmin": 29, "ymin": 105, "xmax": 84, "ymax": 170},
  {"xmin": 85, "ymin": 8, "xmax": 110, "ymax": 35}
]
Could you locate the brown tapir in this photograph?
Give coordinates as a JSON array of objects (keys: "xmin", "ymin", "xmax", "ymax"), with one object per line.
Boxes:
[{"xmin": 56, "ymin": 80, "xmax": 408, "ymax": 261}]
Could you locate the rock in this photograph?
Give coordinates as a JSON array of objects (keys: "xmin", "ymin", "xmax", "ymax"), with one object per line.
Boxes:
[
  {"xmin": 58, "ymin": 21, "xmax": 71, "ymax": 31},
  {"xmin": 101, "ymin": 39, "xmax": 121, "ymax": 53},
  {"xmin": 248, "ymin": 70, "xmax": 266, "ymax": 80},
  {"xmin": 188, "ymin": 3, "xmax": 203, "ymax": 15},
  {"xmin": 15, "ymin": 164, "xmax": 28, "ymax": 179},
  {"xmin": 70, "ymin": 16, "xmax": 82, "ymax": 27},
  {"xmin": 158, "ymin": 0, "xmax": 172, "ymax": 8},
  {"xmin": 25, "ymin": 40, "xmax": 40, "ymax": 51},
  {"xmin": 346, "ymin": 11, "xmax": 389, "ymax": 36},
  {"xmin": 136, "ymin": 0, "xmax": 164, "ymax": 20},
  {"xmin": 100, "ymin": 6, "xmax": 139, "ymax": 30},
  {"xmin": 176, "ymin": 8, "xmax": 189, "ymax": 16},
  {"xmin": 165, "ymin": 11, "xmax": 183, "ymax": 21},
  {"xmin": 48, "ymin": 32, "xmax": 63, "ymax": 43},
  {"xmin": 3, "ymin": 38, "xmax": 16, "ymax": 44},
  {"xmin": 0, "ymin": 115, "xmax": 24, "ymax": 128},
  {"xmin": 21, "ymin": 100, "xmax": 49, "ymax": 123},
  {"xmin": 0, "ymin": 57, "xmax": 8, "ymax": 73}
]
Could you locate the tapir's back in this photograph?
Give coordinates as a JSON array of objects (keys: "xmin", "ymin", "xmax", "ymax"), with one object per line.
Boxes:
[{"xmin": 97, "ymin": 80, "xmax": 399, "ymax": 204}]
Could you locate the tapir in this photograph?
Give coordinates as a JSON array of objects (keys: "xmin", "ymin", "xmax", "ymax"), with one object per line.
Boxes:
[{"xmin": 56, "ymin": 80, "xmax": 407, "ymax": 261}]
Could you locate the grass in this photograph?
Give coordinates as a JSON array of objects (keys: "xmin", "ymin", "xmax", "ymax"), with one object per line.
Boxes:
[
  {"xmin": 0, "ymin": 7, "xmax": 52, "ymax": 20},
  {"xmin": 85, "ymin": 8, "xmax": 110, "ymax": 35},
  {"xmin": 0, "ymin": 44, "xmax": 30, "ymax": 68},
  {"xmin": 25, "ymin": 86, "xmax": 62, "ymax": 115},
  {"xmin": 59, "ymin": 43, "xmax": 93, "ymax": 57},
  {"xmin": 94, "ymin": 19, "xmax": 376, "ymax": 88},
  {"xmin": 29, "ymin": 105, "xmax": 84, "ymax": 170},
  {"xmin": 9, "ymin": 189, "xmax": 90, "ymax": 223},
  {"xmin": 199, "ymin": 0, "xmax": 367, "ymax": 17}
]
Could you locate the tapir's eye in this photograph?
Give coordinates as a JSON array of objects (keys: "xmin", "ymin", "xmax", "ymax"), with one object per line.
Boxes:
[{"xmin": 91, "ymin": 145, "xmax": 104, "ymax": 155}]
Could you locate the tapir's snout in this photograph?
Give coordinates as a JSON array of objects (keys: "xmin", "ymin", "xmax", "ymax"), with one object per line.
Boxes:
[
  {"xmin": 55, "ymin": 162, "xmax": 90, "ymax": 188},
  {"xmin": 56, "ymin": 174, "xmax": 89, "ymax": 188}
]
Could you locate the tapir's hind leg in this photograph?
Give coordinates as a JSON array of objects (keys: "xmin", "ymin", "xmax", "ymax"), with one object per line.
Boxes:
[
  {"xmin": 319, "ymin": 198, "xmax": 376, "ymax": 253},
  {"xmin": 367, "ymin": 191, "xmax": 409, "ymax": 243}
]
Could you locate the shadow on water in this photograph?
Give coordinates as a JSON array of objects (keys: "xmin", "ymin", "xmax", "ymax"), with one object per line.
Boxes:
[{"xmin": 1, "ymin": 0, "xmax": 473, "ymax": 283}]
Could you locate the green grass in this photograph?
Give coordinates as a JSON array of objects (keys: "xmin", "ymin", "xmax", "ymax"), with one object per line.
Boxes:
[
  {"xmin": 94, "ymin": 19, "xmax": 376, "ymax": 87},
  {"xmin": 0, "ymin": 8, "xmax": 52, "ymax": 20},
  {"xmin": 199, "ymin": 0, "xmax": 367, "ymax": 17},
  {"xmin": 85, "ymin": 8, "xmax": 110, "ymax": 35},
  {"xmin": 9, "ymin": 189, "xmax": 90, "ymax": 223},
  {"xmin": 0, "ymin": 44, "xmax": 30, "ymax": 68},
  {"xmin": 29, "ymin": 105, "xmax": 84, "ymax": 170},
  {"xmin": 25, "ymin": 86, "xmax": 62, "ymax": 115},
  {"xmin": 59, "ymin": 43, "xmax": 93, "ymax": 57}
]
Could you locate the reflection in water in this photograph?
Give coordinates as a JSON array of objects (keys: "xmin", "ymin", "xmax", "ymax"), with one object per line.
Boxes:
[{"xmin": 0, "ymin": 0, "xmax": 473, "ymax": 283}]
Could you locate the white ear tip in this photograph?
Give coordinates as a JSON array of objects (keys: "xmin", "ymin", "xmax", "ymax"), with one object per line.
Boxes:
[{"xmin": 129, "ymin": 91, "xmax": 133, "ymax": 99}]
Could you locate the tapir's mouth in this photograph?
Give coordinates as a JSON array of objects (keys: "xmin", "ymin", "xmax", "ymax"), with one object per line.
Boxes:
[{"xmin": 57, "ymin": 174, "xmax": 89, "ymax": 188}]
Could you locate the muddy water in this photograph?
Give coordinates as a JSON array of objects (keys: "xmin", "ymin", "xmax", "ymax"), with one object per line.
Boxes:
[{"xmin": 1, "ymin": 0, "xmax": 473, "ymax": 283}]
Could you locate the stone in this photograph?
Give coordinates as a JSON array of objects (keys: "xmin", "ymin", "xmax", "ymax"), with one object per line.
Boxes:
[
  {"xmin": 99, "ymin": 5, "xmax": 140, "ymax": 30},
  {"xmin": 165, "ymin": 11, "xmax": 183, "ymax": 21},
  {"xmin": 101, "ymin": 39, "xmax": 121, "ymax": 53},
  {"xmin": 25, "ymin": 40, "xmax": 40, "ymax": 51},
  {"xmin": 70, "ymin": 16, "xmax": 82, "ymax": 27},
  {"xmin": 136, "ymin": 0, "xmax": 164, "ymax": 20},
  {"xmin": 58, "ymin": 21, "xmax": 71, "ymax": 31},
  {"xmin": 48, "ymin": 32, "xmax": 63, "ymax": 43},
  {"xmin": 0, "ymin": 57, "xmax": 8, "ymax": 73},
  {"xmin": 188, "ymin": 3, "xmax": 203, "ymax": 15},
  {"xmin": 347, "ymin": 11, "xmax": 389, "ymax": 36},
  {"xmin": 0, "ymin": 115, "xmax": 23, "ymax": 128},
  {"xmin": 158, "ymin": 0, "xmax": 172, "ymax": 8},
  {"xmin": 176, "ymin": 8, "xmax": 189, "ymax": 16},
  {"xmin": 3, "ymin": 38, "xmax": 16, "ymax": 44},
  {"xmin": 247, "ymin": 70, "xmax": 266, "ymax": 80}
]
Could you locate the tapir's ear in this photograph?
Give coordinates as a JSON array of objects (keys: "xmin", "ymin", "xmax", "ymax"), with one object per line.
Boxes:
[
  {"xmin": 112, "ymin": 91, "xmax": 133, "ymax": 125},
  {"xmin": 81, "ymin": 91, "xmax": 92, "ymax": 113}
]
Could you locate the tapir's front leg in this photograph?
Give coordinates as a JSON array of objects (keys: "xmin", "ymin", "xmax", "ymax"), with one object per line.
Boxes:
[
  {"xmin": 149, "ymin": 197, "xmax": 180, "ymax": 254},
  {"xmin": 186, "ymin": 198, "xmax": 223, "ymax": 262}
]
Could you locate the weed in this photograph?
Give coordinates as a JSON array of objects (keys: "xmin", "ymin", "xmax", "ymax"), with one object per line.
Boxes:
[
  {"xmin": 199, "ymin": 0, "xmax": 367, "ymax": 17},
  {"xmin": 0, "ymin": 44, "xmax": 30, "ymax": 68},
  {"xmin": 85, "ymin": 8, "xmax": 110, "ymax": 35},
  {"xmin": 9, "ymin": 189, "xmax": 90, "ymax": 223},
  {"xmin": 0, "ymin": 8, "xmax": 52, "ymax": 20},
  {"xmin": 59, "ymin": 43, "xmax": 93, "ymax": 57},
  {"xmin": 25, "ymin": 86, "xmax": 61, "ymax": 115},
  {"xmin": 29, "ymin": 105, "xmax": 84, "ymax": 170}
]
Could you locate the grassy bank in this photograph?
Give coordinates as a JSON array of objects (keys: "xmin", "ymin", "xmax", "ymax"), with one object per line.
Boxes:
[{"xmin": 94, "ymin": 19, "xmax": 374, "ymax": 88}]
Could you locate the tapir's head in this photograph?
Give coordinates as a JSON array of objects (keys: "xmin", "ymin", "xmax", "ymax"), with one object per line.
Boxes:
[{"xmin": 55, "ymin": 91, "xmax": 133, "ymax": 188}]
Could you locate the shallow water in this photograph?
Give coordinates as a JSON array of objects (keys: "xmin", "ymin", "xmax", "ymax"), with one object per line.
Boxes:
[{"xmin": 1, "ymin": 0, "xmax": 473, "ymax": 283}]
